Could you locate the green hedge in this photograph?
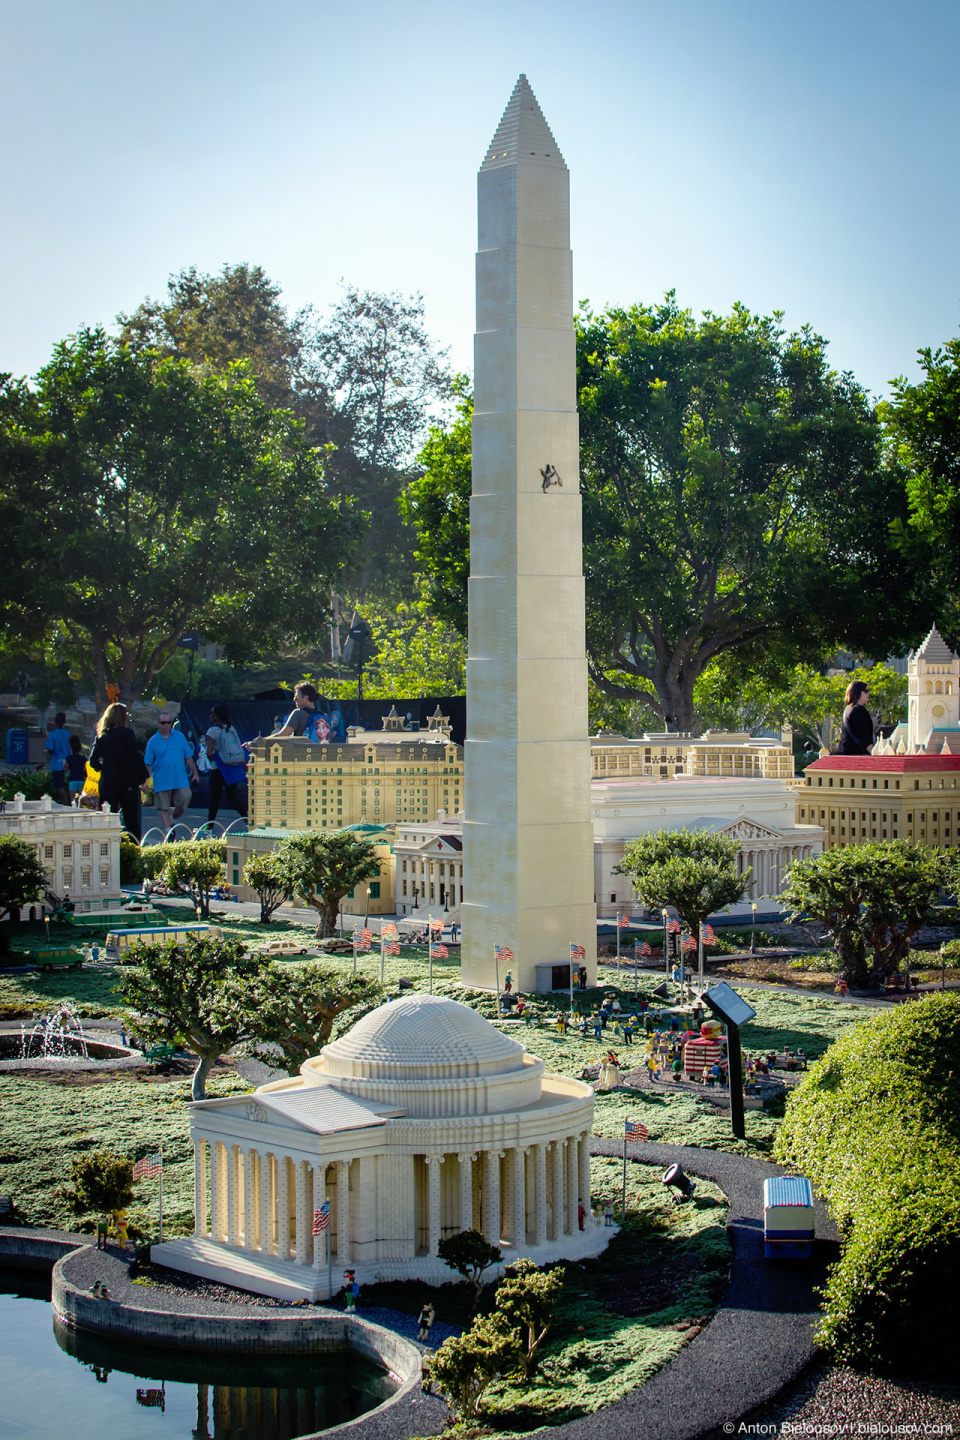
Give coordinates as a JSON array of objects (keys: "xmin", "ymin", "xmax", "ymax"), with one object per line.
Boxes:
[{"xmin": 775, "ymin": 993, "xmax": 960, "ymax": 1370}]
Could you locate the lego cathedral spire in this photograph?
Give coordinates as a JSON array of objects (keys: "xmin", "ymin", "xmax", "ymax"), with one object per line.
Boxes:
[{"xmin": 461, "ymin": 77, "xmax": 597, "ymax": 993}]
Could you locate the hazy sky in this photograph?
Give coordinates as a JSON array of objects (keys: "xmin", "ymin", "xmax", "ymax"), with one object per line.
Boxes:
[{"xmin": 2, "ymin": 0, "xmax": 958, "ymax": 399}]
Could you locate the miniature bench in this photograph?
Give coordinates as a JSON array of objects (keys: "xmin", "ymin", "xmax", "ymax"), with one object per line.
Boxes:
[{"xmin": 143, "ymin": 1043, "xmax": 178, "ymax": 1062}]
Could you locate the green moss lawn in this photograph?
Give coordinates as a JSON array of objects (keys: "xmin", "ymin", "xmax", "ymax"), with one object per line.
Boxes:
[{"xmin": 0, "ymin": 900, "xmax": 875, "ymax": 1232}]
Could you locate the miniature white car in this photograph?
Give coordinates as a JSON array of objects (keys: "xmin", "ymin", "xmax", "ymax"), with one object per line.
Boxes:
[{"xmin": 256, "ymin": 939, "xmax": 311, "ymax": 957}]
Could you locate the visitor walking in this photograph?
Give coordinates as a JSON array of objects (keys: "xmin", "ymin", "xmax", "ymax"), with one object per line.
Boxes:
[
  {"xmin": 89, "ymin": 704, "xmax": 148, "ymax": 840},
  {"xmin": 837, "ymin": 680, "xmax": 874, "ymax": 755},
  {"xmin": 64, "ymin": 735, "xmax": 88, "ymax": 802},
  {"xmin": 205, "ymin": 704, "xmax": 248, "ymax": 824},
  {"xmin": 45, "ymin": 712, "xmax": 71, "ymax": 804},
  {"xmin": 144, "ymin": 712, "xmax": 199, "ymax": 835}
]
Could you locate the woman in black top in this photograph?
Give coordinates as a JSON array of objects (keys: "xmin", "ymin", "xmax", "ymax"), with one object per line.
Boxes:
[
  {"xmin": 89, "ymin": 703, "xmax": 148, "ymax": 839},
  {"xmin": 837, "ymin": 680, "xmax": 874, "ymax": 756}
]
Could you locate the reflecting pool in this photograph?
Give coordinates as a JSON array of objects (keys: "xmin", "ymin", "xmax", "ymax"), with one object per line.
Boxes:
[{"xmin": 0, "ymin": 1270, "xmax": 397, "ymax": 1439}]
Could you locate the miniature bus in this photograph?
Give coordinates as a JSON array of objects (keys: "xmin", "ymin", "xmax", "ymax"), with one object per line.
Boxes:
[
  {"xmin": 763, "ymin": 1176, "xmax": 816, "ymax": 1259},
  {"xmin": 104, "ymin": 923, "xmax": 221, "ymax": 963}
]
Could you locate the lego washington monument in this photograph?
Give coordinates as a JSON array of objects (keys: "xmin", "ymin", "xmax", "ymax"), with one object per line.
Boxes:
[{"xmin": 461, "ymin": 76, "xmax": 598, "ymax": 995}]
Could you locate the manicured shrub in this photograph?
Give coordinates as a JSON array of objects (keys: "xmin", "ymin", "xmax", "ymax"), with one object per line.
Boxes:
[
  {"xmin": 775, "ymin": 992, "xmax": 960, "ymax": 1371},
  {"xmin": 119, "ymin": 836, "xmax": 144, "ymax": 885}
]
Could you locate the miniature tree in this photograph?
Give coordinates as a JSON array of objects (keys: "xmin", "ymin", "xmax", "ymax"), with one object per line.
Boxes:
[
  {"xmin": 119, "ymin": 935, "xmax": 262, "ymax": 1099},
  {"xmin": 493, "ymin": 1258, "xmax": 566, "ymax": 1378},
  {"xmin": 139, "ymin": 844, "xmax": 170, "ymax": 881},
  {"xmin": 781, "ymin": 841, "xmax": 947, "ymax": 989},
  {"xmin": 272, "ymin": 832, "xmax": 381, "ymax": 937},
  {"xmin": 427, "ymin": 1318, "xmax": 521, "ymax": 1420},
  {"xmin": 240, "ymin": 962, "xmax": 382, "ymax": 1075},
  {"xmin": 0, "ymin": 833, "xmax": 47, "ymax": 955},
  {"xmin": 161, "ymin": 839, "xmax": 227, "ymax": 918},
  {"xmin": 243, "ymin": 850, "xmax": 294, "ymax": 924},
  {"xmin": 614, "ymin": 829, "xmax": 746, "ymax": 935},
  {"xmin": 64, "ymin": 1152, "xmax": 135, "ymax": 1218},
  {"xmin": 437, "ymin": 1229, "xmax": 503, "ymax": 1299}
]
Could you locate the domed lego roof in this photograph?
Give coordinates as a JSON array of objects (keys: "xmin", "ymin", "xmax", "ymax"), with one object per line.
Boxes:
[{"xmin": 320, "ymin": 994, "xmax": 525, "ymax": 1081}]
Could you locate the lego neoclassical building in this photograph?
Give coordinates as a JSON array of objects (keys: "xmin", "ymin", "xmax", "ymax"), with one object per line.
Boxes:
[{"xmin": 152, "ymin": 996, "xmax": 603, "ymax": 1301}]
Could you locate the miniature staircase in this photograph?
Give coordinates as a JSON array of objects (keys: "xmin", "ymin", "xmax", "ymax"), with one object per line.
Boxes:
[{"xmin": 150, "ymin": 1236, "xmax": 329, "ymax": 1301}]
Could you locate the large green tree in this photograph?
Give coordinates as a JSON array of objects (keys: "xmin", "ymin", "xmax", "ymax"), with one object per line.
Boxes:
[
  {"xmin": 403, "ymin": 301, "xmax": 928, "ymax": 729},
  {"xmin": 0, "ymin": 329, "xmax": 361, "ymax": 702},
  {"xmin": 121, "ymin": 267, "xmax": 453, "ymax": 607},
  {"xmin": 881, "ymin": 332, "xmax": 960, "ymax": 642}
]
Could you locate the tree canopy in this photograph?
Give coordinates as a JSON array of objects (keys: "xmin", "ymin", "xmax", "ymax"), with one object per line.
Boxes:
[
  {"xmin": 0, "ymin": 329, "xmax": 362, "ymax": 703},
  {"xmin": 882, "ymin": 332, "xmax": 960, "ymax": 642},
  {"xmin": 614, "ymin": 829, "xmax": 746, "ymax": 932},
  {"xmin": 402, "ymin": 300, "xmax": 929, "ymax": 728},
  {"xmin": 780, "ymin": 841, "xmax": 947, "ymax": 987},
  {"xmin": 0, "ymin": 834, "xmax": 47, "ymax": 953},
  {"xmin": 241, "ymin": 963, "xmax": 382, "ymax": 1075},
  {"xmin": 272, "ymin": 830, "xmax": 382, "ymax": 936},
  {"xmin": 119, "ymin": 934, "xmax": 263, "ymax": 1099}
]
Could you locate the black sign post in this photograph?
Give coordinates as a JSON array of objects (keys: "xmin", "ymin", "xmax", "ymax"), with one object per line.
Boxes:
[{"xmin": 703, "ymin": 982, "xmax": 757, "ymax": 1141}]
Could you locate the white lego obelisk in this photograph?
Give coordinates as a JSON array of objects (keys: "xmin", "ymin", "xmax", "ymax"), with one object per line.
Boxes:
[{"xmin": 461, "ymin": 75, "xmax": 597, "ymax": 994}]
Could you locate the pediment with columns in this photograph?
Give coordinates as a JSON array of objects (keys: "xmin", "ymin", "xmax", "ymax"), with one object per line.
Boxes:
[{"xmin": 718, "ymin": 816, "xmax": 786, "ymax": 843}]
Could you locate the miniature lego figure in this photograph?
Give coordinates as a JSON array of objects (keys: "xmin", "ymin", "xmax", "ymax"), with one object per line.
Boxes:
[
  {"xmin": 420, "ymin": 1350, "xmax": 434, "ymax": 1392},
  {"xmin": 343, "ymin": 1269, "xmax": 360, "ymax": 1310},
  {"xmin": 556, "ymin": 1012, "xmax": 567, "ymax": 1035},
  {"xmin": 112, "ymin": 1209, "xmax": 129, "ymax": 1247},
  {"xmin": 97, "ymin": 1216, "xmax": 109, "ymax": 1250},
  {"xmin": 593, "ymin": 1012, "xmax": 603, "ymax": 1040},
  {"xmin": 503, "ymin": 972, "xmax": 512, "ymax": 993},
  {"xmin": 835, "ymin": 978, "xmax": 849, "ymax": 997},
  {"xmin": 604, "ymin": 1200, "xmax": 615, "ymax": 1227},
  {"xmin": 417, "ymin": 1302, "xmax": 435, "ymax": 1342},
  {"xmin": 577, "ymin": 1200, "xmax": 586, "ymax": 1231}
]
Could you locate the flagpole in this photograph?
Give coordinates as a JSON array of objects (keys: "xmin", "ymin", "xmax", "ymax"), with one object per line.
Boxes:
[
  {"xmin": 327, "ymin": 1222, "xmax": 332, "ymax": 1303},
  {"xmin": 158, "ymin": 1147, "xmax": 163, "ymax": 1244},
  {"xmin": 428, "ymin": 913, "xmax": 434, "ymax": 995},
  {"xmin": 569, "ymin": 946, "xmax": 574, "ymax": 1021},
  {"xmin": 698, "ymin": 923, "xmax": 704, "ymax": 994},
  {"xmin": 621, "ymin": 1127, "xmax": 628, "ymax": 1221},
  {"xmin": 353, "ymin": 933, "xmax": 358, "ymax": 977},
  {"xmin": 380, "ymin": 931, "xmax": 385, "ymax": 986},
  {"xmin": 494, "ymin": 945, "xmax": 500, "ymax": 1017},
  {"xmin": 616, "ymin": 914, "xmax": 621, "ymax": 978}
]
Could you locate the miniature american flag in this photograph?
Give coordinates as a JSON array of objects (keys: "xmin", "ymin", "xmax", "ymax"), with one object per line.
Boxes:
[
  {"xmin": 384, "ymin": 941, "xmax": 401, "ymax": 957},
  {"xmin": 637, "ymin": 941, "xmax": 652, "ymax": 957},
  {"xmin": 133, "ymin": 1152, "xmax": 162, "ymax": 1181},
  {"xmin": 430, "ymin": 943, "xmax": 449, "ymax": 959},
  {"xmin": 495, "ymin": 944, "xmax": 513, "ymax": 962},
  {"xmin": 701, "ymin": 924, "xmax": 717, "ymax": 946},
  {"xmin": 624, "ymin": 1119, "xmax": 649, "ymax": 1143},
  {"xmin": 312, "ymin": 1201, "xmax": 331, "ymax": 1236},
  {"xmin": 429, "ymin": 918, "xmax": 444, "ymax": 933},
  {"xmin": 381, "ymin": 922, "xmax": 398, "ymax": 939},
  {"xmin": 617, "ymin": 913, "xmax": 631, "ymax": 929},
  {"xmin": 666, "ymin": 918, "xmax": 681, "ymax": 934},
  {"xmin": 570, "ymin": 943, "xmax": 586, "ymax": 961},
  {"xmin": 681, "ymin": 934, "xmax": 697, "ymax": 953},
  {"xmin": 353, "ymin": 927, "xmax": 372, "ymax": 952}
]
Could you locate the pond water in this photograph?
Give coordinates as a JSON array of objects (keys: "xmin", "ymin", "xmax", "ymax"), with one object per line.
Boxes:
[{"xmin": 0, "ymin": 1270, "xmax": 398, "ymax": 1440}]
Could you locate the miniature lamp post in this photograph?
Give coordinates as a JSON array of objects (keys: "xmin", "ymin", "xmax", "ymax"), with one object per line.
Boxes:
[
  {"xmin": 750, "ymin": 902, "xmax": 757, "ymax": 954},
  {"xmin": 662, "ymin": 909, "xmax": 669, "ymax": 977}
]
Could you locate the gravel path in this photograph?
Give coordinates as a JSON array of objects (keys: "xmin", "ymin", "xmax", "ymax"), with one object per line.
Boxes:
[{"xmin": 700, "ymin": 1360, "xmax": 960, "ymax": 1436}]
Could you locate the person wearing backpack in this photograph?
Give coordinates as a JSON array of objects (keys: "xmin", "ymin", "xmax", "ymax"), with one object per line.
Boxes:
[{"xmin": 206, "ymin": 704, "xmax": 248, "ymax": 824}]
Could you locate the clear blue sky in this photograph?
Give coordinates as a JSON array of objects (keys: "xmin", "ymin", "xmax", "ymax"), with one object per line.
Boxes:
[{"xmin": 2, "ymin": 0, "xmax": 958, "ymax": 399}]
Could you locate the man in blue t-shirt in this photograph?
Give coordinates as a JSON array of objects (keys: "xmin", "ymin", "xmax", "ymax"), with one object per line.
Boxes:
[
  {"xmin": 144, "ymin": 713, "xmax": 199, "ymax": 834},
  {"xmin": 45, "ymin": 713, "xmax": 72, "ymax": 804}
]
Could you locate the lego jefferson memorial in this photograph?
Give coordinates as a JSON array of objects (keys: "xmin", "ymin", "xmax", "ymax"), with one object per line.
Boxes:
[{"xmin": 152, "ymin": 996, "xmax": 606, "ymax": 1300}]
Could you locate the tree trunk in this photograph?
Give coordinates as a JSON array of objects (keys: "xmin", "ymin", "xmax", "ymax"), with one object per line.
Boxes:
[{"xmin": 191, "ymin": 1053, "xmax": 216, "ymax": 1101}]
